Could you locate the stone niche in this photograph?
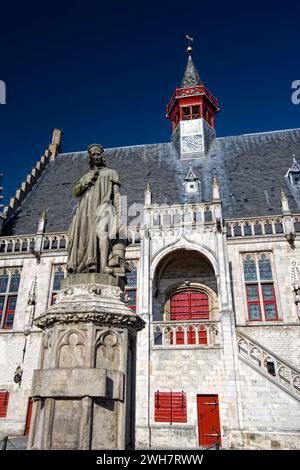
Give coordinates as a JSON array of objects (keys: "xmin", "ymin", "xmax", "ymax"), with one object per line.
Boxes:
[
  {"xmin": 152, "ymin": 249, "xmax": 218, "ymax": 322},
  {"xmin": 28, "ymin": 274, "xmax": 144, "ymax": 450}
]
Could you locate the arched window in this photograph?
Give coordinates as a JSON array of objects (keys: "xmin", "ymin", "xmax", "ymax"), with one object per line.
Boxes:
[{"xmin": 170, "ymin": 289, "xmax": 209, "ymax": 344}]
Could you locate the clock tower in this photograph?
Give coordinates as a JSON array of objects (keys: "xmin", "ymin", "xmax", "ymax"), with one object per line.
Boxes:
[{"xmin": 166, "ymin": 42, "xmax": 219, "ymax": 158}]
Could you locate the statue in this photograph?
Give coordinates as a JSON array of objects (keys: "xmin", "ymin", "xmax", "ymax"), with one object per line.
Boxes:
[{"xmin": 67, "ymin": 144, "xmax": 123, "ymax": 275}]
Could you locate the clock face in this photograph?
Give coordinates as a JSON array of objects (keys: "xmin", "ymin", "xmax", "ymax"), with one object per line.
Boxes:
[{"xmin": 182, "ymin": 134, "xmax": 203, "ymax": 153}]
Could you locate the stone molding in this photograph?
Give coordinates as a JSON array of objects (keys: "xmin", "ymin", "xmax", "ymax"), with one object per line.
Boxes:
[{"xmin": 34, "ymin": 281, "xmax": 145, "ymax": 331}]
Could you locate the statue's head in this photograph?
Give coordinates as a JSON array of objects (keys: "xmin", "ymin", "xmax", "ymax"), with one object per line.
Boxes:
[{"xmin": 87, "ymin": 143, "xmax": 106, "ymax": 169}]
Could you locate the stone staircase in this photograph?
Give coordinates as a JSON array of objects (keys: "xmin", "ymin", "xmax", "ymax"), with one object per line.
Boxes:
[{"xmin": 236, "ymin": 329, "xmax": 300, "ymax": 402}]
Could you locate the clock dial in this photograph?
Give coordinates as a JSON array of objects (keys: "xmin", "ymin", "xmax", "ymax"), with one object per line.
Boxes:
[{"xmin": 182, "ymin": 135, "xmax": 203, "ymax": 153}]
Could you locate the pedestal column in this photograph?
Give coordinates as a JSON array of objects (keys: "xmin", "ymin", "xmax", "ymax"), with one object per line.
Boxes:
[{"xmin": 28, "ymin": 273, "xmax": 145, "ymax": 450}]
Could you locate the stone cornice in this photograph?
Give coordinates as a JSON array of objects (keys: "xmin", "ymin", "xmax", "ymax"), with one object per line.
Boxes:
[{"xmin": 34, "ymin": 310, "xmax": 145, "ymax": 331}]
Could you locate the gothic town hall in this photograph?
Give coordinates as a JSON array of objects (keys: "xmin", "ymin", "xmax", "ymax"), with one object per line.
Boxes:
[{"xmin": 0, "ymin": 50, "xmax": 300, "ymax": 450}]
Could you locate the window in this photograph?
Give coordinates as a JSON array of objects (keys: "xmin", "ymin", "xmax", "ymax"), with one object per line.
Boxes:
[
  {"xmin": 170, "ymin": 290, "xmax": 209, "ymax": 344},
  {"xmin": 0, "ymin": 268, "xmax": 21, "ymax": 329},
  {"xmin": 192, "ymin": 105, "xmax": 200, "ymax": 119},
  {"xmin": 182, "ymin": 106, "xmax": 191, "ymax": 120},
  {"xmin": 125, "ymin": 262, "xmax": 137, "ymax": 312},
  {"xmin": 0, "ymin": 391, "xmax": 9, "ymax": 417},
  {"xmin": 243, "ymin": 254, "xmax": 278, "ymax": 321},
  {"xmin": 154, "ymin": 391, "xmax": 187, "ymax": 423},
  {"xmin": 182, "ymin": 105, "xmax": 200, "ymax": 121},
  {"xmin": 50, "ymin": 265, "xmax": 66, "ymax": 305}
]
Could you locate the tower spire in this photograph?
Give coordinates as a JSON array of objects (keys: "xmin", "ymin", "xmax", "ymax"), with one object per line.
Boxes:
[
  {"xmin": 182, "ymin": 35, "xmax": 203, "ymax": 88},
  {"xmin": 181, "ymin": 55, "xmax": 203, "ymax": 88},
  {"xmin": 166, "ymin": 39, "xmax": 220, "ymax": 158}
]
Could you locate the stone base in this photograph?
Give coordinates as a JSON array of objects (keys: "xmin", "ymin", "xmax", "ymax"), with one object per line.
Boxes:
[
  {"xmin": 28, "ymin": 279, "xmax": 145, "ymax": 450},
  {"xmin": 62, "ymin": 272, "xmax": 121, "ymax": 288}
]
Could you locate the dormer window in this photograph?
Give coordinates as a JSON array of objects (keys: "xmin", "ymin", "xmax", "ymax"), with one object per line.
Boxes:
[
  {"xmin": 285, "ymin": 155, "xmax": 300, "ymax": 187},
  {"xmin": 183, "ymin": 163, "xmax": 200, "ymax": 194}
]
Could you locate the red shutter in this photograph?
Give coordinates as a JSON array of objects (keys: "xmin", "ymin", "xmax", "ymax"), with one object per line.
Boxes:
[
  {"xmin": 154, "ymin": 391, "xmax": 187, "ymax": 423},
  {"xmin": 24, "ymin": 398, "xmax": 33, "ymax": 436},
  {"xmin": 0, "ymin": 391, "xmax": 9, "ymax": 417},
  {"xmin": 170, "ymin": 290, "xmax": 209, "ymax": 344}
]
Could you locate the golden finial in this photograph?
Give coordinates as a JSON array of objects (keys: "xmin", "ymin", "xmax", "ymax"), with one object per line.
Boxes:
[{"xmin": 185, "ymin": 34, "xmax": 194, "ymax": 54}]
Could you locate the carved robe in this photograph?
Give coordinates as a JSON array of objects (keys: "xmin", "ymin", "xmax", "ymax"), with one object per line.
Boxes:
[{"xmin": 67, "ymin": 167, "xmax": 120, "ymax": 273}]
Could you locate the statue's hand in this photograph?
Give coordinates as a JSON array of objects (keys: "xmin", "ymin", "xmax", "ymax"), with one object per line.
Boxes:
[{"xmin": 91, "ymin": 171, "xmax": 99, "ymax": 183}]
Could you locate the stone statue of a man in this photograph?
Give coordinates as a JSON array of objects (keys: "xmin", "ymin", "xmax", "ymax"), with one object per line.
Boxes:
[{"xmin": 67, "ymin": 144, "xmax": 121, "ymax": 274}]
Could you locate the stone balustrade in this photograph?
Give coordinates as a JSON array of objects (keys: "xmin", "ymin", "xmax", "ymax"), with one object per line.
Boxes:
[
  {"xmin": 236, "ymin": 329, "xmax": 300, "ymax": 401},
  {"xmin": 152, "ymin": 320, "xmax": 221, "ymax": 348},
  {"xmin": 147, "ymin": 202, "xmax": 218, "ymax": 230},
  {"xmin": 0, "ymin": 236, "xmax": 35, "ymax": 254},
  {"xmin": 226, "ymin": 214, "xmax": 300, "ymax": 238},
  {"xmin": 0, "ymin": 233, "xmax": 68, "ymax": 254}
]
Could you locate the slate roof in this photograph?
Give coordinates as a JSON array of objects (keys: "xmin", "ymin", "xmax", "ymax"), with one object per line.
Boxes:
[
  {"xmin": 180, "ymin": 55, "xmax": 203, "ymax": 88},
  {"xmin": 2, "ymin": 128, "xmax": 300, "ymax": 236}
]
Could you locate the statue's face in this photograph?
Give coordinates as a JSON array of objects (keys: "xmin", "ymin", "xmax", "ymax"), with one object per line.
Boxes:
[{"xmin": 89, "ymin": 146, "xmax": 105, "ymax": 168}]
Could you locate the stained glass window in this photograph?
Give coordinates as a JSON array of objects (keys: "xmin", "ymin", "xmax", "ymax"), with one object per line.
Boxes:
[
  {"xmin": 9, "ymin": 273, "xmax": 20, "ymax": 293},
  {"xmin": 264, "ymin": 304, "xmax": 277, "ymax": 320},
  {"xmin": 53, "ymin": 268, "xmax": 65, "ymax": 292},
  {"xmin": 125, "ymin": 263, "xmax": 137, "ymax": 312},
  {"xmin": 126, "ymin": 290, "xmax": 136, "ymax": 308},
  {"xmin": 243, "ymin": 256, "xmax": 257, "ymax": 281},
  {"xmin": 0, "ymin": 274, "xmax": 9, "ymax": 293},
  {"xmin": 0, "ymin": 269, "xmax": 21, "ymax": 329},
  {"xmin": 249, "ymin": 304, "xmax": 261, "ymax": 320},
  {"xmin": 246, "ymin": 285, "xmax": 259, "ymax": 301},
  {"xmin": 258, "ymin": 255, "xmax": 272, "ymax": 280},
  {"xmin": 262, "ymin": 284, "xmax": 277, "ymax": 320},
  {"xmin": 262, "ymin": 284, "xmax": 274, "ymax": 301},
  {"xmin": 243, "ymin": 253, "xmax": 278, "ymax": 322},
  {"xmin": 51, "ymin": 265, "xmax": 66, "ymax": 305},
  {"xmin": 246, "ymin": 284, "xmax": 262, "ymax": 321},
  {"xmin": 4, "ymin": 296, "xmax": 17, "ymax": 329},
  {"xmin": 126, "ymin": 266, "xmax": 137, "ymax": 287}
]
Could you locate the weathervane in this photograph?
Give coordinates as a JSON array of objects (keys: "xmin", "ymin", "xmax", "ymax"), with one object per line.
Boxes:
[{"xmin": 185, "ymin": 34, "xmax": 194, "ymax": 54}]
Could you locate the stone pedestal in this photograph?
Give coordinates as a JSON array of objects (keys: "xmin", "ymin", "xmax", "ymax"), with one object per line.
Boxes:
[{"xmin": 28, "ymin": 274, "xmax": 145, "ymax": 450}]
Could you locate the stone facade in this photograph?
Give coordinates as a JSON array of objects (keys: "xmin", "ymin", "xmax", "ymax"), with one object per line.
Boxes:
[
  {"xmin": 1, "ymin": 53, "xmax": 300, "ymax": 449},
  {"xmin": 1, "ymin": 176, "xmax": 300, "ymax": 451}
]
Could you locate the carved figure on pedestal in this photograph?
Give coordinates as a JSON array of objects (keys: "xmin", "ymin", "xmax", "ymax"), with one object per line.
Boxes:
[{"xmin": 67, "ymin": 144, "xmax": 125, "ymax": 275}]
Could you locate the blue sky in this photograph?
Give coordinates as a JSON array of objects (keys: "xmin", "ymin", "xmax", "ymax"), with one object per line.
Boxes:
[{"xmin": 0, "ymin": 0, "xmax": 299, "ymax": 203}]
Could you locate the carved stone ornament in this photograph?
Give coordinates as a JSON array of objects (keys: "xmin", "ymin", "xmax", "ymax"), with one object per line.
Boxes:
[{"xmin": 34, "ymin": 281, "xmax": 145, "ymax": 332}]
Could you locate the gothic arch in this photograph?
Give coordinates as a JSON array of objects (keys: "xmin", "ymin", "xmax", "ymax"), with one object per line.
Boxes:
[
  {"xmin": 56, "ymin": 330, "xmax": 85, "ymax": 368},
  {"xmin": 151, "ymin": 241, "xmax": 219, "ymax": 281},
  {"xmin": 95, "ymin": 329, "xmax": 123, "ymax": 371}
]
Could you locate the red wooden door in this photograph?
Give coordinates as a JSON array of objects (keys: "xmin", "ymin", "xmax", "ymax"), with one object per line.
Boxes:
[
  {"xmin": 170, "ymin": 290, "xmax": 209, "ymax": 344},
  {"xmin": 197, "ymin": 395, "xmax": 221, "ymax": 447},
  {"xmin": 24, "ymin": 398, "xmax": 33, "ymax": 436}
]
